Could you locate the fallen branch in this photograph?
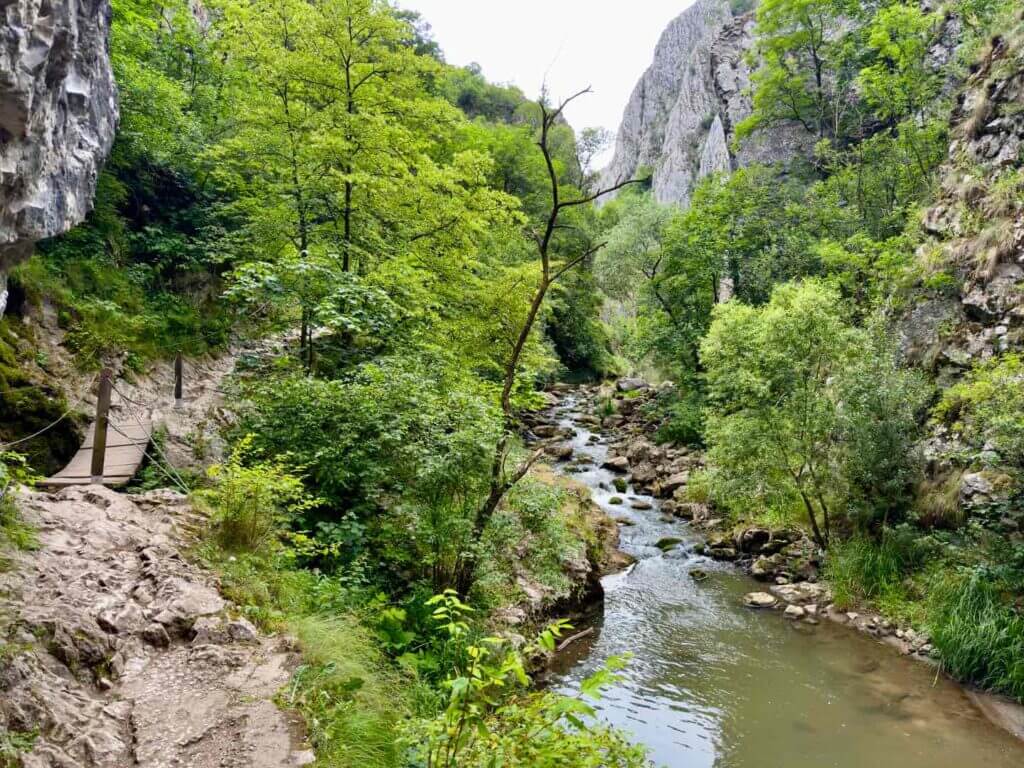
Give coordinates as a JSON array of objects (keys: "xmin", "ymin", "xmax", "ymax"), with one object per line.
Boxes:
[{"xmin": 556, "ymin": 626, "xmax": 595, "ymax": 652}]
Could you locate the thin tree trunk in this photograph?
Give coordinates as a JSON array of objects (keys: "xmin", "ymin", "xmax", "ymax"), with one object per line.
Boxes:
[{"xmin": 457, "ymin": 89, "xmax": 646, "ymax": 594}]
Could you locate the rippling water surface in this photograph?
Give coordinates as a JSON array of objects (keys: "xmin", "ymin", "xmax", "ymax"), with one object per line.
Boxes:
[{"xmin": 548, "ymin": 394, "xmax": 1024, "ymax": 768}]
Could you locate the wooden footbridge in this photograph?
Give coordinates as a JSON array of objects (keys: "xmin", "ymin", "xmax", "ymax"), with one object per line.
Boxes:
[{"xmin": 33, "ymin": 356, "xmax": 185, "ymax": 489}]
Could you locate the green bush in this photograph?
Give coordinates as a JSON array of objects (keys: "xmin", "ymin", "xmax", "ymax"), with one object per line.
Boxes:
[
  {"xmin": 701, "ymin": 281, "xmax": 925, "ymax": 545},
  {"xmin": 651, "ymin": 386, "xmax": 705, "ymax": 446},
  {"xmin": 936, "ymin": 354, "xmax": 1024, "ymax": 469},
  {"xmin": 404, "ymin": 593, "xmax": 647, "ymax": 768},
  {"xmin": 0, "ymin": 451, "xmax": 39, "ymax": 553},
  {"xmin": 202, "ymin": 437, "xmax": 318, "ymax": 553}
]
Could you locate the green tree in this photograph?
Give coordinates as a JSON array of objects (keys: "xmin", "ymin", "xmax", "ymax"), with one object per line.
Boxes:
[
  {"xmin": 463, "ymin": 90, "xmax": 643, "ymax": 590},
  {"xmin": 738, "ymin": 0, "xmax": 862, "ymax": 140},
  {"xmin": 210, "ymin": 0, "xmax": 514, "ymax": 368},
  {"xmin": 701, "ymin": 281, "xmax": 923, "ymax": 545}
]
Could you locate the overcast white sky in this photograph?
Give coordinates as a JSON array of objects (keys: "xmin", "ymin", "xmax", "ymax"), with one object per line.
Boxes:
[{"xmin": 398, "ymin": 1, "xmax": 694, "ymax": 163}]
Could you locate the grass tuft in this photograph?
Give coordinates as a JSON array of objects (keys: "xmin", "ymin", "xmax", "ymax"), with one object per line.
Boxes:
[{"xmin": 928, "ymin": 571, "xmax": 1024, "ymax": 701}]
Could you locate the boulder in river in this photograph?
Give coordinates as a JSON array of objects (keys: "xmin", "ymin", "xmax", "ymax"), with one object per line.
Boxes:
[
  {"xmin": 546, "ymin": 443, "xmax": 574, "ymax": 460},
  {"xmin": 657, "ymin": 471, "xmax": 689, "ymax": 498},
  {"xmin": 603, "ymin": 456, "xmax": 630, "ymax": 472},
  {"xmin": 743, "ymin": 592, "xmax": 778, "ymax": 609},
  {"xmin": 656, "ymin": 537, "xmax": 683, "ymax": 551},
  {"xmin": 784, "ymin": 605, "xmax": 806, "ymax": 620},
  {"xmin": 734, "ymin": 526, "xmax": 772, "ymax": 554},
  {"xmin": 771, "ymin": 582, "xmax": 831, "ymax": 606}
]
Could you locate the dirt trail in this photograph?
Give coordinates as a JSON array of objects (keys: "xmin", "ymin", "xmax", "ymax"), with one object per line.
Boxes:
[
  {"xmin": 1, "ymin": 340, "xmax": 314, "ymax": 767},
  {"xmin": 0, "ymin": 485, "xmax": 313, "ymax": 767}
]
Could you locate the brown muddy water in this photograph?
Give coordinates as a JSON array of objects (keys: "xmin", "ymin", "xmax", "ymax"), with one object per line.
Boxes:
[{"xmin": 547, "ymin": 394, "xmax": 1024, "ymax": 768}]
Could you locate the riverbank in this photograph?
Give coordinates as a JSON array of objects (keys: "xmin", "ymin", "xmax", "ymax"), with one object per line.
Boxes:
[{"xmin": 532, "ymin": 380, "xmax": 1024, "ymax": 749}]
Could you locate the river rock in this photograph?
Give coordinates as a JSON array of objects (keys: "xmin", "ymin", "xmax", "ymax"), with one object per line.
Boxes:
[
  {"xmin": 657, "ymin": 471, "xmax": 689, "ymax": 498},
  {"xmin": 743, "ymin": 592, "xmax": 778, "ymax": 609},
  {"xmin": 771, "ymin": 582, "xmax": 831, "ymax": 606},
  {"xmin": 546, "ymin": 443, "xmax": 574, "ymax": 460},
  {"xmin": 603, "ymin": 456, "xmax": 630, "ymax": 472},
  {"xmin": 784, "ymin": 604, "xmax": 806, "ymax": 620},
  {"xmin": 751, "ymin": 553, "xmax": 782, "ymax": 581},
  {"xmin": 733, "ymin": 526, "xmax": 772, "ymax": 554},
  {"xmin": 616, "ymin": 377, "xmax": 650, "ymax": 393},
  {"xmin": 630, "ymin": 499, "xmax": 654, "ymax": 510}
]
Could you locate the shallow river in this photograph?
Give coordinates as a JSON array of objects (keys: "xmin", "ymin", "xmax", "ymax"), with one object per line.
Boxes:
[{"xmin": 548, "ymin": 394, "xmax": 1024, "ymax": 768}]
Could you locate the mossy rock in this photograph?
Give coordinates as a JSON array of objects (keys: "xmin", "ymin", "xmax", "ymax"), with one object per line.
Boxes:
[
  {"xmin": 655, "ymin": 537, "xmax": 683, "ymax": 551},
  {"xmin": 0, "ymin": 319, "xmax": 81, "ymax": 475},
  {"xmin": 612, "ymin": 477, "xmax": 628, "ymax": 493},
  {"xmin": 609, "ymin": 496, "xmax": 624, "ymax": 505}
]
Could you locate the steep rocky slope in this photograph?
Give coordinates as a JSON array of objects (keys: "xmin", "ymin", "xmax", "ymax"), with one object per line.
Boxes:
[
  {"xmin": 904, "ymin": 24, "xmax": 1024, "ymax": 378},
  {"xmin": 0, "ymin": 0, "xmax": 118, "ymax": 315},
  {"xmin": 599, "ymin": 0, "xmax": 809, "ymax": 206}
]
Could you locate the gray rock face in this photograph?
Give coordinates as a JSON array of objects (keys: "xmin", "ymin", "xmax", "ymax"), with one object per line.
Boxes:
[
  {"xmin": 599, "ymin": 1, "xmax": 810, "ymax": 207},
  {"xmin": 0, "ymin": 0, "xmax": 118, "ymax": 275}
]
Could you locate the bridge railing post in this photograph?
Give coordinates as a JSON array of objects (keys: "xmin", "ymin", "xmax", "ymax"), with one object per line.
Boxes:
[
  {"xmin": 174, "ymin": 351, "xmax": 183, "ymax": 407},
  {"xmin": 90, "ymin": 368, "xmax": 113, "ymax": 484}
]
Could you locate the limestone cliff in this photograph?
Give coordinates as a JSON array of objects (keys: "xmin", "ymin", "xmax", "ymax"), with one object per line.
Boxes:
[
  {"xmin": 599, "ymin": 0, "xmax": 809, "ymax": 207},
  {"xmin": 0, "ymin": 0, "xmax": 118, "ymax": 310}
]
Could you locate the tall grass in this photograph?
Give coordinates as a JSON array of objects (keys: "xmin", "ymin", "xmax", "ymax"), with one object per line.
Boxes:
[
  {"xmin": 928, "ymin": 571, "xmax": 1024, "ymax": 701},
  {"xmin": 825, "ymin": 529, "xmax": 930, "ymax": 621},
  {"xmin": 286, "ymin": 617, "xmax": 426, "ymax": 768}
]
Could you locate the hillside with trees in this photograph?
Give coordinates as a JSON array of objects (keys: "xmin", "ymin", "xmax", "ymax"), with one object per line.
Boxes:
[{"xmin": 1, "ymin": 0, "xmax": 1023, "ymax": 765}]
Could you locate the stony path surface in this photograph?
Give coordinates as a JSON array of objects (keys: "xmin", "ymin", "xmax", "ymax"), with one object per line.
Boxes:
[{"xmin": 0, "ymin": 485, "xmax": 313, "ymax": 767}]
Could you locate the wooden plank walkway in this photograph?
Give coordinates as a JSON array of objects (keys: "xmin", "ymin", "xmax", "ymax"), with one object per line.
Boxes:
[{"xmin": 40, "ymin": 419, "xmax": 152, "ymax": 489}]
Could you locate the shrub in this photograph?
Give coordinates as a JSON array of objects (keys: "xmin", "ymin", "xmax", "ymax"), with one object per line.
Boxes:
[
  {"xmin": 203, "ymin": 436, "xmax": 317, "ymax": 553},
  {"xmin": 0, "ymin": 451, "xmax": 39, "ymax": 553},
  {"xmin": 701, "ymin": 282, "xmax": 925, "ymax": 545},
  {"xmin": 405, "ymin": 593, "xmax": 648, "ymax": 767},
  {"xmin": 936, "ymin": 354, "xmax": 1024, "ymax": 468},
  {"xmin": 651, "ymin": 386, "xmax": 705, "ymax": 446}
]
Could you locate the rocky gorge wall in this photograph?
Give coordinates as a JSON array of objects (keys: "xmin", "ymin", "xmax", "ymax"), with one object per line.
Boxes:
[
  {"xmin": 599, "ymin": 0, "xmax": 810, "ymax": 207},
  {"xmin": 904, "ymin": 27, "xmax": 1024, "ymax": 379},
  {"xmin": 0, "ymin": 0, "xmax": 118, "ymax": 315}
]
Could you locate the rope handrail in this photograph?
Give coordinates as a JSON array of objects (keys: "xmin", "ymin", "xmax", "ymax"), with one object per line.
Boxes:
[
  {"xmin": 109, "ymin": 381, "xmax": 190, "ymax": 491},
  {"xmin": 15, "ymin": 351, "xmax": 194, "ymax": 491},
  {"xmin": 107, "ymin": 420, "xmax": 190, "ymax": 494}
]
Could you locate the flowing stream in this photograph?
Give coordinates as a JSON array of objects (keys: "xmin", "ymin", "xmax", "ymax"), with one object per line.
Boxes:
[{"xmin": 548, "ymin": 394, "xmax": 1024, "ymax": 768}]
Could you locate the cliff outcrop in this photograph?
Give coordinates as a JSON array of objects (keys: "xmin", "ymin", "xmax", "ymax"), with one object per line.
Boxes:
[
  {"xmin": 0, "ymin": 0, "xmax": 118, "ymax": 312},
  {"xmin": 599, "ymin": 0, "xmax": 809, "ymax": 207}
]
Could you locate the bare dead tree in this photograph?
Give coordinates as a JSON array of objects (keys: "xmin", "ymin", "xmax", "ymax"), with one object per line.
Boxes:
[{"xmin": 456, "ymin": 88, "xmax": 646, "ymax": 593}]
